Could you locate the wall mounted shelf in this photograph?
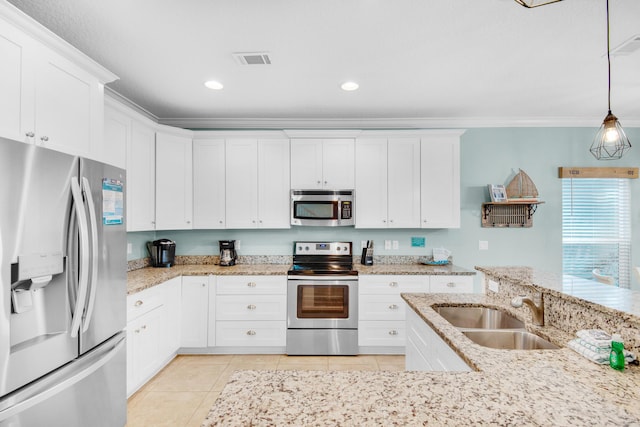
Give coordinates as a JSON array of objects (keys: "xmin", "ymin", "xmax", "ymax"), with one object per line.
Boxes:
[{"xmin": 481, "ymin": 201, "xmax": 544, "ymax": 228}]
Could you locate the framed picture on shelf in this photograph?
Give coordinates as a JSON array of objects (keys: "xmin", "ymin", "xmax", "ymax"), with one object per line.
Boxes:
[{"xmin": 488, "ymin": 184, "xmax": 507, "ymax": 202}]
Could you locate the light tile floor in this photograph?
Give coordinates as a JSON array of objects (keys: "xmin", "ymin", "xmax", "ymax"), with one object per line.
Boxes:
[{"xmin": 126, "ymin": 354, "xmax": 405, "ymax": 427}]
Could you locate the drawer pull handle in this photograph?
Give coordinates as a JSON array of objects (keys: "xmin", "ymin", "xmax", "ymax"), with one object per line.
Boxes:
[
  {"xmin": 141, "ymin": 325, "xmax": 147, "ymax": 330},
  {"xmin": 388, "ymin": 304, "xmax": 399, "ymax": 310},
  {"xmin": 247, "ymin": 304, "xmax": 256, "ymax": 310},
  {"xmin": 135, "ymin": 300, "xmax": 143, "ymax": 307},
  {"xmin": 247, "ymin": 282, "xmax": 257, "ymax": 288},
  {"xmin": 134, "ymin": 329, "xmax": 140, "ymax": 334},
  {"xmin": 388, "ymin": 330, "xmax": 399, "ymax": 336},
  {"xmin": 446, "ymin": 282, "xmax": 456, "ymax": 288},
  {"xmin": 389, "ymin": 282, "xmax": 398, "ymax": 287},
  {"xmin": 25, "ymin": 131, "xmax": 35, "ymax": 138},
  {"xmin": 246, "ymin": 330, "xmax": 256, "ymax": 336}
]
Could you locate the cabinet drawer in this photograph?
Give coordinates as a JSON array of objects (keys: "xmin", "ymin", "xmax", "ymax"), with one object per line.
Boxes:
[
  {"xmin": 127, "ymin": 287, "xmax": 164, "ymax": 321},
  {"xmin": 358, "ymin": 295, "xmax": 407, "ymax": 320},
  {"xmin": 359, "ymin": 275, "xmax": 427, "ymax": 295},
  {"xmin": 429, "ymin": 276, "xmax": 474, "ymax": 293},
  {"xmin": 216, "ymin": 275, "xmax": 286, "ymax": 295},
  {"xmin": 358, "ymin": 321, "xmax": 406, "ymax": 347},
  {"xmin": 216, "ymin": 295, "xmax": 286, "ymax": 321},
  {"xmin": 215, "ymin": 321, "xmax": 286, "ymax": 346}
]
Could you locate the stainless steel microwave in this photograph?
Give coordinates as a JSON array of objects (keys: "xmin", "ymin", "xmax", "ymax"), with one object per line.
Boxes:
[{"xmin": 291, "ymin": 190, "xmax": 354, "ymax": 226}]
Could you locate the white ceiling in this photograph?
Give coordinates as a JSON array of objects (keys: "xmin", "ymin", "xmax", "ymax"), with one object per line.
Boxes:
[{"xmin": 6, "ymin": 0, "xmax": 640, "ymax": 128}]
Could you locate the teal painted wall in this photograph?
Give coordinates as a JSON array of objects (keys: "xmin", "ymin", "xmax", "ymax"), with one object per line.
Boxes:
[{"xmin": 128, "ymin": 127, "xmax": 640, "ymax": 289}]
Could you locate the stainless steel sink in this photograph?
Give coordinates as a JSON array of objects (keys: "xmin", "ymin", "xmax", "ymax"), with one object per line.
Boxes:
[
  {"xmin": 462, "ymin": 330, "xmax": 560, "ymax": 350},
  {"xmin": 435, "ymin": 306, "xmax": 525, "ymax": 329}
]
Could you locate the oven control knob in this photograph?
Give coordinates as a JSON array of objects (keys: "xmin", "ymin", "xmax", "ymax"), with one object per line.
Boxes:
[
  {"xmin": 336, "ymin": 247, "xmax": 341, "ymax": 251},
  {"xmin": 343, "ymin": 246, "xmax": 348, "ymax": 252},
  {"xmin": 305, "ymin": 246, "xmax": 309, "ymax": 251}
]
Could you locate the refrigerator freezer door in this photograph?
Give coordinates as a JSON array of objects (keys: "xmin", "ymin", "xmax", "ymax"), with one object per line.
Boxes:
[
  {"xmin": 78, "ymin": 158, "xmax": 126, "ymax": 354},
  {"xmin": 0, "ymin": 137, "xmax": 79, "ymax": 396},
  {"xmin": 0, "ymin": 332, "xmax": 126, "ymax": 427}
]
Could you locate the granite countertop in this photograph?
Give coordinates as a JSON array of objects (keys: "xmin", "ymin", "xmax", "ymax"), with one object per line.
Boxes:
[
  {"xmin": 202, "ymin": 293, "xmax": 640, "ymax": 426},
  {"xmin": 127, "ymin": 263, "xmax": 475, "ymax": 295}
]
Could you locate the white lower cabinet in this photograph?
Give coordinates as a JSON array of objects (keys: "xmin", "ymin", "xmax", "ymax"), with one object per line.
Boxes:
[
  {"xmin": 358, "ymin": 275, "xmax": 428, "ymax": 352},
  {"xmin": 126, "ymin": 276, "xmax": 181, "ymax": 397},
  {"xmin": 405, "ymin": 308, "xmax": 471, "ymax": 372},
  {"xmin": 181, "ymin": 276, "xmax": 210, "ymax": 348},
  {"xmin": 215, "ymin": 276, "xmax": 287, "ymax": 348}
]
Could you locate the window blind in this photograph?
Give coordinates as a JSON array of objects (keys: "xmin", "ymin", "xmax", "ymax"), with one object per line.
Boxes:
[{"xmin": 562, "ymin": 178, "xmax": 631, "ymax": 288}]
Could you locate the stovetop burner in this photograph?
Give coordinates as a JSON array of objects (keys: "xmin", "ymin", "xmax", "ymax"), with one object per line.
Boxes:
[{"xmin": 289, "ymin": 241, "xmax": 357, "ymax": 276}]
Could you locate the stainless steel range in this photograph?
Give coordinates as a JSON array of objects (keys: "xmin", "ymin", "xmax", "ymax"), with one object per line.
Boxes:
[{"xmin": 286, "ymin": 241, "xmax": 358, "ymax": 355}]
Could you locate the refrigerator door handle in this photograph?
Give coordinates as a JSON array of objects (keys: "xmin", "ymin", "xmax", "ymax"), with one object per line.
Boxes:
[
  {"xmin": 81, "ymin": 176, "xmax": 99, "ymax": 333},
  {"xmin": 0, "ymin": 333, "xmax": 125, "ymax": 421},
  {"xmin": 69, "ymin": 177, "xmax": 90, "ymax": 338}
]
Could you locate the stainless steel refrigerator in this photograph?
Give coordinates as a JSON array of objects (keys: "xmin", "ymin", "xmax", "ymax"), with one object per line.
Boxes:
[{"xmin": 0, "ymin": 136, "xmax": 127, "ymax": 426}]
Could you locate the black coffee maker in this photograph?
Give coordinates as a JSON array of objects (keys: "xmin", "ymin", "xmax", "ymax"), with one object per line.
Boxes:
[
  {"xmin": 147, "ymin": 239, "xmax": 176, "ymax": 267},
  {"xmin": 219, "ymin": 240, "xmax": 237, "ymax": 266}
]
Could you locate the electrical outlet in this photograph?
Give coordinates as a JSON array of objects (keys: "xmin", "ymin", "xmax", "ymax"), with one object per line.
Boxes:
[
  {"xmin": 488, "ymin": 279, "xmax": 499, "ymax": 293},
  {"xmin": 235, "ymin": 240, "xmax": 241, "ymax": 250},
  {"xmin": 361, "ymin": 240, "xmax": 367, "ymax": 249},
  {"xmin": 479, "ymin": 240, "xmax": 489, "ymax": 250},
  {"xmin": 392, "ymin": 240, "xmax": 399, "ymax": 250},
  {"xmin": 127, "ymin": 243, "xmax": 132, "ymax": 255},
  {"xmin": 384, "ymin": 240, "xmax": 391, "ymax": 250}
]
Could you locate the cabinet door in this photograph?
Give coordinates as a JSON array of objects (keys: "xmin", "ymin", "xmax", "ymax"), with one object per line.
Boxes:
[
  {"xmin": 193, "ymin": 139, "xmax": 225, "ymax": 228},
  {"xmin": 355, "ymin": 138, "xmax": 388, "ymax": 228},
  {"xmin": 225, "ymin": 139, "xmax": 258, "ymax": 228},
  {"xmin": 155, "ymin": 132, "xmax": 193, "ymax": 230},
  {"xmin": 290, "ymin": 139, "xmax": 323, "ymax": 189},
  {"xmin": 181, "ymin": 276, "xmax": 209, "ymax": 348},
  {"xmin": 103, "ymin": 104, "xmax": 129, "ymax": 168},
  {"xmin": 258, "ymin": 139, "xmax": 290, "ymax": 228},
  {"xmin": 207, "ymin": 276, "xmax": 216, "ymax": 346},
  {"xmin": 159, "ymin": 277, "xmax": 182, "ymax": 357},
  {"xmin": 322, "ymin": 139, "xmax": 355, "ymax": 189},
  {"xmin": 127, "ymin": 305, "xmax": 164, "ymax": 395},
  {"xmin": 33, "ymin": 47, "xmax": 100, "ymax": 159},
  {"xmin": 421, "ymin": 135, "xmax": 460, "ymax": 228},
  {"xmin": 126, "ymin": 120, "xmax": 156, "ymax": 231},
  {"xmin": 388, "ymin": 138, "xmax": 421, "ymax": 228},
  {"xmin": 0, "ymin": 21, "xmax": 34, "ymax": 142}
]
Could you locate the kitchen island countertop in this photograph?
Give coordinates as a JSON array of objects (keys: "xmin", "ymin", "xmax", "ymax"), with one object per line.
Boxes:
[{"xmin": 202, "ymin": 292, "xmax": 640, "ymax": 426}]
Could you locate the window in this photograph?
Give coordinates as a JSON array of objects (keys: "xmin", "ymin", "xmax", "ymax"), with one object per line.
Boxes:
[{"xmin": 562, "ymin": 178, "xmax": 631, "ymax": 288}]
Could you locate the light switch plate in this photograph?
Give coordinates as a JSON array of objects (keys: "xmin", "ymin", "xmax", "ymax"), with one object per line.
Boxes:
[
  {"xmin": 479, "ymin": 240, "xmax": 489, "ymax": 250},
  {"xmin": 384, "ymin": 240, "xmax": 391, "ymax": 250},
  {"xmin": 392, "ymin": 240, "xmax": 399, "ymax": 250},
  {"xmin": 127, "ymin": 243, "xmax": 132, "ymax": 254}
]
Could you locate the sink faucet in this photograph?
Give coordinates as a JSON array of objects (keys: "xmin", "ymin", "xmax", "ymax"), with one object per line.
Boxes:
[{"xmin": 511, "ymin": 294, "xmax": 544, "ymax": 326}]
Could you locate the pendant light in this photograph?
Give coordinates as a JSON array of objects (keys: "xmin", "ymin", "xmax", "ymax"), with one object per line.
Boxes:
[
  {"xmin": 590, "ymin": 0, "xmax": 632, "ymax": 160},
  {"xmin": 514, "ymin": 0, "xmax": 563, "ymax": 7}
]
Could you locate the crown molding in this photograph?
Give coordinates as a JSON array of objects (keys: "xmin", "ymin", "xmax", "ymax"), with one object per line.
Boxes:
[
  {"xmin": 105, "ymin": 88, "xmax": 159, "ymax": 124},
  {"xmin": 157, "ymin": 116, "xmax": 640, "ymax": 130}
]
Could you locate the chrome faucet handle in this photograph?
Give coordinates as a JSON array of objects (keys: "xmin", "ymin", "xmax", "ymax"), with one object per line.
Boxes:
[{"xmin": 511, "ymin": 295, "xmax": 525, "ymax": 308}]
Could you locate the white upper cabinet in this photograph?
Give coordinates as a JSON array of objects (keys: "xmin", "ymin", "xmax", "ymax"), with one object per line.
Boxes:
[
  {"xmin": 421, "ymin": 133, "xmax": 462, "ymax": 228},
  {"xmin": 290, "ymin": 138, "xmax": 355, "ymax": 189},
  {"xmin": 257, "ymin": 139, "xmax": 291, "ymax": 228},
  {"xmin": 355, "ymin": 137, "xmax": 420, "ymax": 228},
  {"xmin": 225, "ymin": 138, "xmax": 290, "ymax": 229},
  {"xmin": 155, "ymin": 131, "xmax": 193, "ymax": 230},
  {"xmin": 0, "ymin": 8, "xmax": 116, "ymax": 160},
  {"xmin": 193, "ymin": 139, "xmax": 225, "ymax": 229},
  {"xmin": 126, "ymin": 118, "xmax": 157, "ymax": 232},
  {"xmin": 0, "ymin": 20, "xmax": 32, "ymax": 142},
  {"xmin": 103, "ymin": 102, "xmax": 129, "ymax": 168}
]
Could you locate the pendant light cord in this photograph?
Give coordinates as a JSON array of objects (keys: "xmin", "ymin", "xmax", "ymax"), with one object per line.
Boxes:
[{"xmin": 606, "ymin": 0, "xmax": 611, "ymax": 113}]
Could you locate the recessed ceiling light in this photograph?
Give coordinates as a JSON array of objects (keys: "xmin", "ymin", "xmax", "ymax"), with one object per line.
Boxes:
[
  {"xmin": 341, "ymin": 81, "xmax": 359, "ymax": 91},
  {"xmin": 204, "ymin": 80, "xmax": 224, "ymax": 90}
]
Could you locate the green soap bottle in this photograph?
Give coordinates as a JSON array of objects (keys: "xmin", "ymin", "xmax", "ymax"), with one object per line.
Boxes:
[{"xmin": 609, "ymin": 333, "xmax": 625, "ymax": 371}]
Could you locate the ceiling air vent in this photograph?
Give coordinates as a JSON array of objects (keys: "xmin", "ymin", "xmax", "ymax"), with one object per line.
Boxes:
[
  {"xmin": 233, "ymin": 52, "xmax": 272, "ymax": 65},
  {"xmin": 610, "ymin": 35, "xmax": 640, "ymax": 56}
]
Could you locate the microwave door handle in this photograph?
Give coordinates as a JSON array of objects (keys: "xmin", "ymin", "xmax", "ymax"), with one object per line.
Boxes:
[
  {"xmin": 69, "ymin": 178, "xmax": 89, "ymax": 338},
  {"xmin": 80, "ymin": 177, "xmax": 99, "ymax": 333}
]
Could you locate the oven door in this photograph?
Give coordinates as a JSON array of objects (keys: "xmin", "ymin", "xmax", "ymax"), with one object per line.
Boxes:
[{"xmin": 287, "ymin": 277, "xmax": 358, "ymax": 329}]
